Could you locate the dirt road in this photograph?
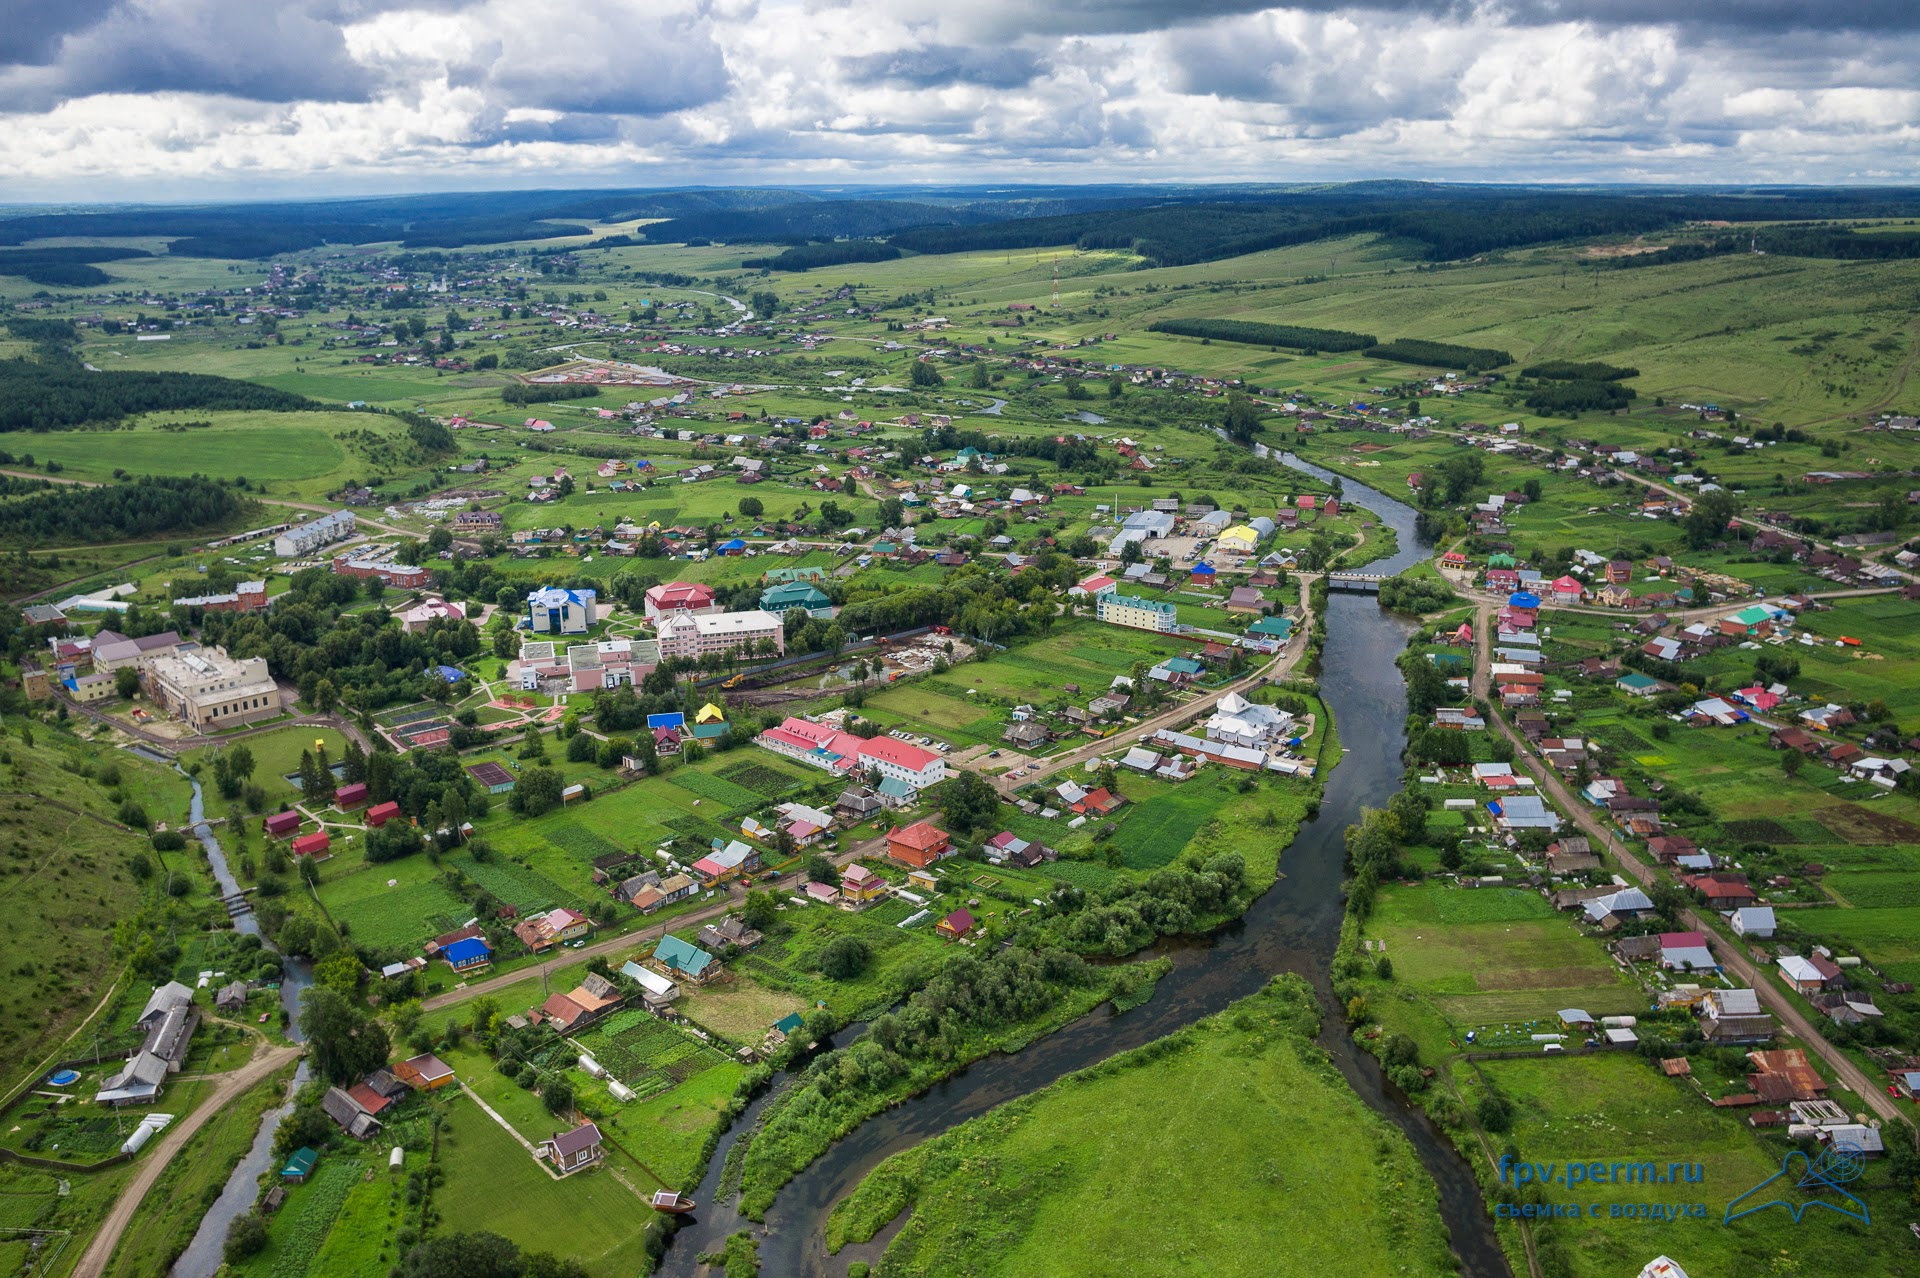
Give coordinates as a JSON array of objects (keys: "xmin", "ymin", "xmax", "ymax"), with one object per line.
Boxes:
[
  {"xmin": 421, "ymin": 834, "xmax": 890, "ymax": 1014},
  {"xmin": 1472, "ymin": 605, "xmax": 1903, "ymax": 1126},
  {"xmin": 69, "ymin": 1043, "xmax": 301, "ymax": 1278}
]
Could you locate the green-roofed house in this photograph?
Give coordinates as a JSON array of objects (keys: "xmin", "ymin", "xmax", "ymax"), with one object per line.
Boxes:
[
  {"xmin": 1247, "ymin": 616, "xmax": 1294, "ymax": 640},
  {"xmin": 1487, "ymin": 553, "xmax": 1517, "ymax": 570},
  {"xmin": 872, "ymin": 541, "xmax": 900, "ymax": 559},
  {"xmin": 653, "ymin": 935, "xmax": 718, "ymax": 983},
  {"xmin": 771, "ymin": 1011, "xmax": 807, "ymax": 1043},
  {"xmin": 1723, "ymin": 604, "xmax": 1780, "ymax": 637},
  {"xmin": 1615, "ymin": 672, "xmax": 1661, "ymax": 697},
  {"xmin": 761, "ymin": 580, "xmax": 832, "ymax": 618},
  {"xmin": 763, "ymin": 566, "xmax": 827, "ymax": 585},
  {"xmin": 282, "ymin": 1147, "xmax": 319, "ymax": 1183}
]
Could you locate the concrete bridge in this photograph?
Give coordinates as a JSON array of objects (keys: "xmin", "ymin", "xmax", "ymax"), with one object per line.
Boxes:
[{"xmin": 1326, "ymin": 572, "xmax": 1387, "ymax": 593}]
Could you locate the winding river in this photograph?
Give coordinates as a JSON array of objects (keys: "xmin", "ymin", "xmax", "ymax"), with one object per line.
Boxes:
[
  {"xmin": 167, "ymin": 773, "xmax": 314, "ymax": 1278},
  {"xmin": 658, "ymin": 451, "xmax": 1510, "ymax": 1275}
]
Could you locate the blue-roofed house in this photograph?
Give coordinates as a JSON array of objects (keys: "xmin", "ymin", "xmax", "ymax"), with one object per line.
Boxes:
[
  {"xmin": 652, "ymin": 935, "xmax": 717, "ymax": 983},
  {"xmin": 646, "ymin": 711, "xmax": 686, "ymax": 731},
  {"xmin": 716, "ymin": 538, "xmax": 747, "ymax": 557},
  {"xmin": 526, "ymin": 586, "xmax": 596, "ymax": 635},
  {"xmin": 441, "ymin": 936, "xmax": 492, "ymax": 973}
]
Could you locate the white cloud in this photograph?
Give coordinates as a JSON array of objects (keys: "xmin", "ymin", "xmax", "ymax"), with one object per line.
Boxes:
[{"xmin": 0, "ymin": 0, "xmax": 1917, "ymax": 195}]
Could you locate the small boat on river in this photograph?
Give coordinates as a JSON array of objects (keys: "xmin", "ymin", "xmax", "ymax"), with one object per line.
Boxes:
[{"xmin": 652, "ymin": 1191, "xmax": 696, "ymax": 1214}]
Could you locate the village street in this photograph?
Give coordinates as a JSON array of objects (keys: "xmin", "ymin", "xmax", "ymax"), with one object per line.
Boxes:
[
  {"xmin": 1471, "ymin": 602, "xmax": 1904, "ymax": 1126},
  {"xmin": 68, "ymin": 1043, "xmax": 303, "ymax": 1278}
]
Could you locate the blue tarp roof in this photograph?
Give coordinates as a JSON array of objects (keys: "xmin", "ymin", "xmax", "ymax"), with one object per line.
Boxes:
[
  {"xmin": 443, "ymin": 936, "xmax": 491, "ymax": 964},
  {"xmin": 647, "ymin": 712, "xmax": 686, "ymax": 729},
  {"xmin": 1509, "ymin": 592, "xmax": 1540, "ymax": 609}
]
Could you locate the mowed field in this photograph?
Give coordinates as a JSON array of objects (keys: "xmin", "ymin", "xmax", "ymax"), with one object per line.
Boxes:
[
  {"xmin": 1462, "ymin": 1053, "xmax": 1920, "ymax": 1278},
  {"xmin": 1364, "ymin": 884, "xmax": 1640, "ymax": 1030},
  {"xmin": 830, "ymin": 977, "xmax": 1456, "ymax": 1278},
  {"xmin": 433, "ymin": 1096, "xmax": 660, "ymax": 1278}
]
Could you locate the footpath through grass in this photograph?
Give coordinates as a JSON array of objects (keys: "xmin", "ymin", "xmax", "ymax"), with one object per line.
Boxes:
[{"xmin": 827, "ymin": 974, "xmax": 1455, "ymax": 1278}]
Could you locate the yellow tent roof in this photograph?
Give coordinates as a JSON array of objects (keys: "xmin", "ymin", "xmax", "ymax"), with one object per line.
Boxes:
[{"xmin": 697, "ymin": 702, "xmax": 727, "ymax": 723}]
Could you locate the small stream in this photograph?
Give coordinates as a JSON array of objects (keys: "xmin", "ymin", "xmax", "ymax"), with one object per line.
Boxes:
[
  {"xmin": 658, "ymin": 454, "xmax": 1512, "ymax": 1275},
  {"xmin": 168, "ymin": 771, "xmax": 313, "ymax": 1278}
]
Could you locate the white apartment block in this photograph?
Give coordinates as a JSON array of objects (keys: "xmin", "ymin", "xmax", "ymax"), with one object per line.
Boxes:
[{"xmin": 655, "ymin": 610, "xmax": 785, "ymax": 661}]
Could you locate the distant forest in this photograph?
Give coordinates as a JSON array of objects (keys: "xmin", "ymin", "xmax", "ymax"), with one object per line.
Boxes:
[
  {"xmin": 0, "ymin": 246, "xmax": 152, "ymax": 286},
  {"xmin": 1148, "ymin": 319, "xmax": 1512, "ymax": 371},
  {"xmin": 4, "ymin": 183, "xmax": 1920, "ymax": 269},
  {"xmin": 0, "ymin": 337, "xmax": 318, "ymax": 432},
  {"xmin": 0, "ymin": 475, "xmax": 245, "ymax": 544}
]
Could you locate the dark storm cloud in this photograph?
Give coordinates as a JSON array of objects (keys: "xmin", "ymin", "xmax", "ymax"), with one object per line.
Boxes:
[
  {"xmin": 842, "ymin": 44, "xmax": 1051, "ymax": 88},
  {"xmin": 0, "ymin": 0, "xmax": 119, "ymax": 64},
  {"xmin": 0, "ymin": 0, "xmax": 380, "ymax": 109}
]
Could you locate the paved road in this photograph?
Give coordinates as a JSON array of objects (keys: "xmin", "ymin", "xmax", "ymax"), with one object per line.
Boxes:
[
  {"xmin": 977, "ymin": 575, "xmax": 1318, "ymax": 797},
  {"xmin": 69, "ymin": 1043, "xmax": 301, "ymax": 1278},
  {"xmin": 1471, "ymin": 603, "xmax": 1904, "ymax": 1127}
]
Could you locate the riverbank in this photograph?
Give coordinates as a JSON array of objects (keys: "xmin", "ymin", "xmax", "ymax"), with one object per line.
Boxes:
[{"xmin": 826, "ymin": 974, "xmax": 1456, "ymax": 1277}]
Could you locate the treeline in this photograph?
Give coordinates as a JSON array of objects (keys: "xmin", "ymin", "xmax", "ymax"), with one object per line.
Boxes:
[
  {"xmin": 501, "ymin": 383, "xmax": 600, "ymax": 405},
  {"xmin": 742, "ymin": 240, "xmax": 901, "ymax": 271},
  {"xmin": 0, "ymin": 246, "xmax": 152, "ymax": 286},
  {"xmin": 0, "ymin": 475, "xmax": 244, "ymax": 544},
  {"xmin": 0, "ymin": 356, "xmax": 319, "ymax": 433},
  {"xmin": 1147, "ymin": 317, "xmax": 1374, "ymax": 352},
  {"xmin": 644, "ymin": 200, "xmax": 986, "ymax": 245},
  {"xmin": 1523, "ymin": 360, "xmax": 1637, "ymax": 381},
  {"xmin": 397, "ymin": 219, "xmax": 590, "ymax": 248},
  {"xmin": 1375, "ymin": 573, "xmax": 1457, "ymax": 615},
  {"xmin": 1366, "ymin": 339, "xmax": 1512, "ymax": 372},
  {"xmin": 6, "ymin": 318, "xmax": 78, "ymax": 344},
  {"xmin": 1145, "ymin": 319, "xmax": 1511, "ymax": 370},
  {"xmin": 923, "ymin": 423, "xmax": 1103, "ymax": 469},
  {"xmin": 1524, "ymin": 381, "xmax": 1636, "ymax": 413},
  {"xmin": 1617, "ymin": 224, "xmax": 1920, "ymax": 271}
]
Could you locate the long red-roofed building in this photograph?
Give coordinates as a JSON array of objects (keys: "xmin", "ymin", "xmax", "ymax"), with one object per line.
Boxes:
[{"xmin": 756, "ymin": 717, "xmax": 948, "ymax": 791}]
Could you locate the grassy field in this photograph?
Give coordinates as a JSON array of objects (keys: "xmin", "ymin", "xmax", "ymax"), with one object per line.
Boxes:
[
  {"xmin": 1466, "ymin": 1053, "xmax": 1920, "ymax": 1278},
  {"xmin": 828, "ymin": 975, "xmax": 1455, "ymax": 1278},
  {"xmin": 1361, "ymin": 883, "xmax": 1640, "ymax": 1050},
  {"xmin": 8, "ymin": 410, "xmax": 424, "ymax": 500},
  {"xmin": 431, "ymin": 1094, "xmax": 661, "ymax": 1278}
]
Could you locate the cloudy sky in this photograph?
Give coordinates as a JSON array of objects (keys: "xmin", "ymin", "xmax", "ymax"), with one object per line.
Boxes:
[{"xmin": 0, "ymin": 0, "xmax": 1916, "ymax": 199}]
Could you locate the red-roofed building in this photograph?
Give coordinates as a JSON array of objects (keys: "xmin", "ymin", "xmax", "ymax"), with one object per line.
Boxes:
[
  {"xmin": 937, "ymin": 907, "xmax": 976, "ymax": 941},
  {"xmin": 858, "ymin": 735, "xmax": 947, "ymax": 790},
  {"xmin": 886, "ymin": 821, "xmax": 951, "ymax": 869},
  {"xmin": 333, "ymin": 782, "xmax": 369, "ymax": 810},
  {"xmin": 365, "ymin": 800, "xmax": 402, "ymax": 828},
  {"xmin": 1071, "ymin": 787, "xmax": 1125, "ymax": 816},
  {"xmin": 292, "ymin": 831, "xmax": 331, "ymax": 860},
  {"xmin": 643, "ymin": 581, "xmax": 719, "ymax": 623},
  {"xmin": 264, "ymin": 810, "xmax": 302, "ymax": 838},
  {"xmin": 346, "ymin": 1082, "xmax": 395, "ymax": 1116}
]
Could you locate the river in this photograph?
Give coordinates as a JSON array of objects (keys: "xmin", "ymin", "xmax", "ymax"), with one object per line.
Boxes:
[
  {"xmin": 168, "ymin": 772, "xmax": 314, "ymax": 1278},
  {"xmin": 658, "ymin": 451, "xmax": 1511, "ymax": 1275}
]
